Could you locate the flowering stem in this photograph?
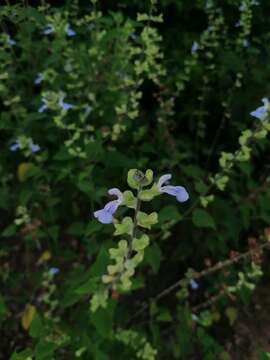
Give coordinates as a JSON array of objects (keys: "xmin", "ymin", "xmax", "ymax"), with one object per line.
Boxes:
[{"xmin": 128, "ymin": 186, "xmax": 142, "ymax": 257}]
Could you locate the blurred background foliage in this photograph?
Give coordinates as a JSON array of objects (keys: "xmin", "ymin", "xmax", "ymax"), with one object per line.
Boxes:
[{"xmin": 1, "ymin": 0, "xmax": 270, "ymax": 359}]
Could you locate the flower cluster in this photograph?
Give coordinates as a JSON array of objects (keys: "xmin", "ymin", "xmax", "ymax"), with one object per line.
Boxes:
[
  {"xmin": 38, "ymin": 94, "xmax": 73, "ymax": 113},
  {"xmin": 43, "ymin": 23, "xmax": 76, "ymax": 37},
  {"xmin": 93, "ymin": 174, "xmax": 189, "ymax": 224},
  {"xmin": 10, "ymin": 138, "xmax": 40, "ymax": 153}
]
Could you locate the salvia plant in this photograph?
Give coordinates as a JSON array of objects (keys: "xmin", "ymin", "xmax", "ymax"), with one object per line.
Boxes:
[{"xmin": 1, "ymin": 0, "xmax": 270, "ymax": 359}]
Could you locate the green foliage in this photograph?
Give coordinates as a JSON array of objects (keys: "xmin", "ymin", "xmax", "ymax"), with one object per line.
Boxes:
[{"xmin": 1, "ymin": 0, "xmax": 270, "ymax": 359}]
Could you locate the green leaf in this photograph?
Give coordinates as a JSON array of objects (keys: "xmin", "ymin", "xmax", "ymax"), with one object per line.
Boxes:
[
  {"xmin": 10, "ymin": 350, "xmax": 33, "ymax": 360},
  {"xmin": 132, "ymin": 234, "xmax": 150, "ymax": 251},
  {"xmin": 75, "ymin": 278, "xmax": 98, "ymax": 295},
  {"xmin": 127, "ymin": 169, "xmax": 141, "ymax": 189},
  {"xmin": 139, "ymin": 184, "xmax": 159, "ymax": 201},
  {"xmin": 29, "ymin": 313, "xmax": 44, "ymax": 338},
  {"xmin": 114, "ymin": 217, "xmax": 133, "ymax": 236},
  {"xmin": 90, "ymin": 302, "xmax": 115, "ymax": 337},
  {"xmin": 144, "ymin": 243, "xmax": 162, "ymax": 273},
  {"xmin": 122, "ymin": 190, "xmax": 136, "ymax": 208},
  {"xmin": 89, "ymin": 246, "xmax": 110, "ymax": 277},
  {"xmin": 158, "ymin": 205, "xmax": 181, "ymax": 223},
  {"xmin": 2, "ymin": 224, "xmax": 17, "ymax": 237},
  {"xmin": 137, "ymin": 211, "xmax": 158, "ymax": 229},
  {"xmin": 34, "ymin": 341, "xmax": 57, "ymax": 360},
  {"xmin": 67, "ymin": 222, "xmax": 85, "ymax": 236},
  {"xmin": 192, "ymin": 209, "xmax": 216, "ymax": 229},
  {"xmin": 156, "ymin": 309, "xmax": 173, "ymax": 322},
  {"xmin": 225, "ymin": 307, "xmax": 238, "ymax": 326},
  {"xmin": 0, "ymin": 295, "xmax": 7, "ymax": 322}
]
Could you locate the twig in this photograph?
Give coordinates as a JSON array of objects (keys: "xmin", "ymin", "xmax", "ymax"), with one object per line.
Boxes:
[{"xmin": 127, "ymin": 241, "xmax": 270, "ymax": 325}]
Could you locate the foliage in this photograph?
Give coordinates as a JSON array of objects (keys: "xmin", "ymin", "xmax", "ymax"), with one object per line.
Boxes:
[{"xmin": 1, "ymin": 0, "xmax": 270, "ymax": 359}]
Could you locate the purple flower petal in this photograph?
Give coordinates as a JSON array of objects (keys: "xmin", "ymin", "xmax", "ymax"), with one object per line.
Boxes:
[
  {"xmin": 65, "ymin": 24, "xmax": 76, "ymax": 37},
  {"xmin": 7, "ymin": 36, "xmax": 16, "ymax": 46},
  {"xmin": 157, "ymin": 174, "xmax": 172, "ymax": 190},
  {"xmin": 10, "ymin": 142, "xmax": 20, "ymax": 151},
  {"xmin": 38, "ymin": 104, "xmax": 47, "ymax": 113},
  {"xmin": 94, "ymin": 209, "xmax": 114, "ymax": 224},
  {"xmin": 161, "ymin": 185, "xmax": 189, "ymax": 202},
  {"xmin": 243, "ymin": 39, "xmax": 249, "ymax": 48},
  {"xmin": 59, "ymin": 97, "xmax": 73, "ymax": 111},
  {"xmin": 191, "ymin": 41, "xmax": 199, "ymax": 54},
  {"xmin": 43, "ymin": 24, "xmax": 55, "ymax": 35},
  {"xmin": 157, "ymin": 174, "xmax": 189, "ymax": 203},
  {"xmin": 49, "ymin": 267, "xmax": 60, "ymax": 276},
  {"xmin": 34, "ymin": 73, "xmax": 44, "ymax": 85},
  {"xmin": 190, "ymin": 279, "xmax": 199, "ymax": 290},
  {"xmin": 250, "ymin": 98, "xmax": 269, "ymax": 120},
  {"xmin": 29, "ymin": 141, "xmax": 40, "ymax": 153},
  {"xmin": 108, "ymin": 188, "xmax": 123, "ymax": 203},
  {"xmin": 93, "ymin": 189, "xmax": 123, "ymax": 224}
]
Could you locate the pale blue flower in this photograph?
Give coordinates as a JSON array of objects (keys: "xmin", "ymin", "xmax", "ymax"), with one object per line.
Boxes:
[
  {"xmin": 29, "ymin": 139, "xmax": 40, "ymax": 153},
  {"xmin": 49, "ymin": 267, "xmax": 60, "ymax": 276},
  {"xmin": 191, "ymin": 41, "xmax": 199, "ymax": 54},
  {"xmin": 34, "ymin": 73, "xmax": 44, "ymax": 85},
  {"xmin": 59, "ymin": 95, "xmax": 73, "ymax": 111},
  {"xmin": 243, "ymin": 39, "xmax": 249, "ymax": 48},
  {"xmin": 192, "ymin": 314, "xmax": 198, "ymax": 321},
  {"xmin": 129, "ymin": 32, "xmax": 137, "ymax": 41},
  {"xmin": 65, "ymin": 24, "xmax": 76, "ymax": 37},
  {"xmin": 157, "ymin": 174, "xmax": 189, "ymax": 202},
  {"xmin": 38, "ymin": 98, "xmax": 48, "ymax": 113},
  {"xmin": 7, "ymin": 35, "xmax": 16, "ymax": 46},
  {"xmin": 43, "ymin": 24, "xmax": 55, "ymax": 35},
  {"xmin": 10, "ymin": 140, "xmax": 20, "ymax": 151},
  {"xmin": 190, "ymin": 279, "xmax": 199, "ymax": 290},
  {"xmin": 239, "ymin": 3, "xmax": 247, "ymax": 11},
  {"xmin": 84, "ymin": 105, "xmax": 93, "ymax": 116},
  {"xmin": 250, "ymin": 98, "xmax": 269, "ymax": 120},
  {"xmin": 94, "ymin": 188, "xmax": 123, "ymax": 224}
]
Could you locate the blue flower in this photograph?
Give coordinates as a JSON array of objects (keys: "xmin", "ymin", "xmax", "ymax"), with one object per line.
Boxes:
[
  {"xmin": 7, "ymin": 35, "xmax": 16, "ymax": 46},
  {"xmin": 191, "ymin": 41, "xmax": 199, "ymax": 54},
  {"xmin": 94, "ymin": 188, "xmax": 123, "ymax": 224},
  {"xmin": 243, "ymin": 39, "xmax": 249, "ymax": 48},
  {"xmin": 250, "ymin": 98, "xmax": 269, "ymax": 120},
  {"xmin": 29, "ymin": 139, "xmax": 40, "ymax": 153},
  {"xmin": 10, "ymin": 140, "xmax": 20, "ymax": 151},
  {"xmin": 59, "ymin": 95, "xmax": 74, "ymax": 111},
  {"xmin": 49, "ymin": 267, "xmax": 60, "ymax": 276},
  {"xmin": 43, "ymin": 24, "xmax": 55, "ymax": 35},
  {"xmin": 192, "ymin": 314, "xmax": 198, "ymax": 321},
  {"xmin": 65, "ymin": 24, "xmax": 76, "ymax": 37},
  {"xmin": 239, "ymin": 3, "xmax": 247, "ymax": 11},
  {"xmin": 235, "ymin": 21, "xmax": 241, "ymax": 27},
  {"xmin": 157, "ymin": 174, "xmax": 189, "ymax": 202},
  {"xmin": 34, "ymin": 73, "xmax": 44, "ymax": 85},
  {"xmin": 190, "ymin": 279, "xmax": 199, "ymax": 290},
  {"xmin": 38, "ymin": 98, "xmax": 48, "ymax": 113}
]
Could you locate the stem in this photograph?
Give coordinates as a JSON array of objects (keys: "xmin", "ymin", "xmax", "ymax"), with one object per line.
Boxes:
[
  {"xmin": 128, "ymin": 186, "xmax": 142, "ymax": 256},
  {"xmin": 127, "ymin": 240, "xmax": 270, "ymax": 325},
  {"xmin": 110, "ymin": 186, "xmax": 142, "ymax": 290}
]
